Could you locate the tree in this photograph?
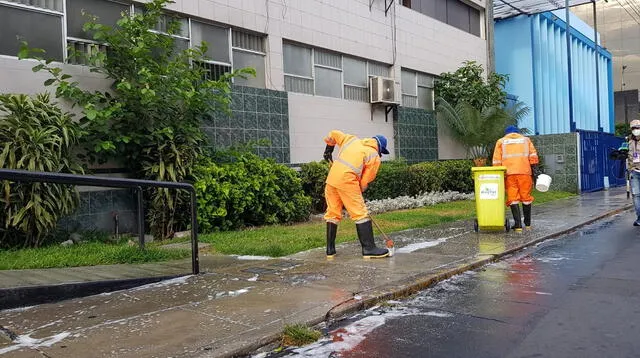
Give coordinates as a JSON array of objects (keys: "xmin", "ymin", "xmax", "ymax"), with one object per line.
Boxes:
[
  {"xmin": 20, "ymin": 0, "xmax": 254, "ymax": 239},
  {"xmin": 434, "ymin": 61, "xmax": 509, "ymax": 109},
  {"xmin": 436, "ymin": 98, "xmax": 530, "ymax": 163}
]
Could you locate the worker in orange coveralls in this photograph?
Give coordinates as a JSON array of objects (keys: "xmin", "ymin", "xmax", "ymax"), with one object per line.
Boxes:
[
  {"xmin": 323, "ymin": 130, "xmax": 390, "ymax": 259},
  {"xmin": 492, "ymin": 125, "xmax": 542, "ymax": 232}
]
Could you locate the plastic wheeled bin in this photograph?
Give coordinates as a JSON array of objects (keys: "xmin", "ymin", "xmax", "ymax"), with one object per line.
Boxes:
[{"xmin": 471, "ymin": 166, "xmax": 509, "ymax": 233}]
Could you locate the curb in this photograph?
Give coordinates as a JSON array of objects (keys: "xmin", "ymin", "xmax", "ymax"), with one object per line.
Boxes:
[
  {"xmin": 0, "ymin": 274, "xmax": 185, "ymax": 310},
  {"xmin": 218, "ymin": 203, "xmax": 633, "ymax": 358}
]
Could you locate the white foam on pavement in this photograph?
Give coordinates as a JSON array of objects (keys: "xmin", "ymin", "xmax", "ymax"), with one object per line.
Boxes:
[
  {"xmin": 234, "ymin": 255, "xmax": 272, "ymax": 261},
  {"xmin": 0, "ymin": 332, "xmax": 70, "ymax": 354}
]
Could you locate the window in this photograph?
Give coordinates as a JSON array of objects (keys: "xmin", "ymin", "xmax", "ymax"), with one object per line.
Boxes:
[
  {"xmin": 0, "ymin": 2, "xmax": 64, "ymax": 60},
  {"xmin": 5, "ymin": 0, "xmax": 62, "ymax": 11},
  {"xmin": 283, "ymin": 43, "xmax": 313, "ymax": 94},
  {"xmin": 191, "ymin": 21, "xmax": 229, "ymax": 63},
  {"xmin": 402, "ymin": 0, "xmax": 481, "ymax": 37},
  {"xmin": 232, "ymin": 31, "xmax": 266, "ymax": 88},
  {"xmin": 314, "ymin": 49, "xmax": 342, "ymax": 98},
  {"xmin": 0, "ymin": 0, "xmax": 267, "ymax": 88},
  {"xmin": 66, "ymin": 0, "xmax": 128, "ymax": 64},
  {"xmin": 283, "ymin": 42, "xmax": 391, "ymax": 101},
  {"xmin": 401, "ymin": 69, "xmax": 434, "ymax": 111}
]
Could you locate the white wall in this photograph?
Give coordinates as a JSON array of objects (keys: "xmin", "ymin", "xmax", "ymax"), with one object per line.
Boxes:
[{"xmin": 288, "ymin": 93, "xmax": 394, "ymax": 163}]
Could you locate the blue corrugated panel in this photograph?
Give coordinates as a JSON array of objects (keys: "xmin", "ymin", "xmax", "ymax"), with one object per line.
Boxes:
[
  {"xmin": 495, "ymin": 13, "xmax": 614, "ymax": 135},
  {"xmin": 579, "ymin": 130, "xmax": 626, "ymax": 192}
]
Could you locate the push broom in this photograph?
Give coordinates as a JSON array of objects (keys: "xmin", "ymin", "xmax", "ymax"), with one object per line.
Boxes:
[{"xmin": 370, "ymin": 215, "xmax": 395, "ymax": 257}]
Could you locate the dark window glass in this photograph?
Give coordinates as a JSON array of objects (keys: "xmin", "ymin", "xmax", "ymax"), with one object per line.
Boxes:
[
  {"xmin": 446, "ymin": 0, "xmax": 470, "ymax": 32},
  {"xmin": 435, "ymin": 0, "xmax": 448, "ymax": 22},
  {"xmin": 0, "ymin": 5, "xmax": 63, "ymax": 60},
  {"xmin": 470, "ymin": 7, "xmax": 481, "ymax": 36},
  {"xmin": 66, "ymin": 0, "xmax": 129, "ymax": 40}
]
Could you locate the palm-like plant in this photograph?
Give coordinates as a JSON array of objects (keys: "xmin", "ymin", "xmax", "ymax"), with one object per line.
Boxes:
[
  {"xmin": 0, "ymin": 94, "xmax": 84, "ymax": 248},
  {"xmin": 436, "ymin": 98, "xmax": 530, "ymax": 164}
]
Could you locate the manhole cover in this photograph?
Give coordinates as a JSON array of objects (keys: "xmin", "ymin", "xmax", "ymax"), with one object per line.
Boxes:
[{"xmin": 243, "ymin": 267, "xmax": 277, "ymax": 274}]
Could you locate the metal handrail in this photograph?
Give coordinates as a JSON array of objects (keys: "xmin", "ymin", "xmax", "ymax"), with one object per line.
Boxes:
[{"xmin": 0, "ymin": 169, "xmax": 199, "ymax": 274}]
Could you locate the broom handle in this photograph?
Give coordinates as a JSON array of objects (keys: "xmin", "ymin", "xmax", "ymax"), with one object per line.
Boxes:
[{"xmin": 370, "ymin": 216, "xmax": 391, "ymax": 242}]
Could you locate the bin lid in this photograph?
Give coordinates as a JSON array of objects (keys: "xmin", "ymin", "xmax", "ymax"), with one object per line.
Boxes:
[{"xmin": 471, "ymin": 166, "xmax": 506, "ymax": 173}]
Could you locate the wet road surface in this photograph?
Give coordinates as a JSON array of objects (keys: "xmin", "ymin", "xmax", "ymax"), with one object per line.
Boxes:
[{"xmin": 265, "ymin": 212, "xmax": 640, "ymax": 358}]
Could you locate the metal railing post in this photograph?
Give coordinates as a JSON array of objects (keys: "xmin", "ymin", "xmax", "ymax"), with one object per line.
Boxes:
[
  {"xmin": 137, "ymin": 187, "xmax": 145, "ymax": 249},
  {"xmin": 190, "ymin": 191, "xmax": 199, "ymax": 275}
]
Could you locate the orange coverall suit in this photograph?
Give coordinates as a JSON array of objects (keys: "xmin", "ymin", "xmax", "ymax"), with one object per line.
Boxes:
[
  {"xmin": 323, "ymin": 130, "xmax": 381, "ymax": 224},
  {"xmin": 492, "ymin": 133, "xmax": 539, "ymax": 206}
]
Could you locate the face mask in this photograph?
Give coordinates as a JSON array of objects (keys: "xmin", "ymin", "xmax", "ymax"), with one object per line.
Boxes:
[{"xmin": 633, "ymin": 129, "xmax": 640, "ymax": 137}]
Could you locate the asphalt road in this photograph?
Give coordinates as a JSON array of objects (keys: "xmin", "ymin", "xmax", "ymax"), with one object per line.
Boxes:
[{"xmin": 271, "ymin": 212, "xmax": 640, "ymax": 358}]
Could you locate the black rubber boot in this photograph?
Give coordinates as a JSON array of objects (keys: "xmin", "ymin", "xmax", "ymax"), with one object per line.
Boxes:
[
  {"xmin": 523, "ymin": 204, "xmax": 532, "ymax": 228},
  {"xmin": 510, "ymin": 204, "xmax": 523, "ymax": 232},
  {"xmin": 326, "ymin": 222, "xmax": 337, "ymax": 257},
  {"xmin": 356, "ymin": 221, "xmax": 389, "ymax": 258}
]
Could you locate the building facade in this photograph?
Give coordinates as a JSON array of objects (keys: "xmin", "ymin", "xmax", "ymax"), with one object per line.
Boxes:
[{"xmin": 0, "ymin": 0, "xmax": 489, "ymax": 165}]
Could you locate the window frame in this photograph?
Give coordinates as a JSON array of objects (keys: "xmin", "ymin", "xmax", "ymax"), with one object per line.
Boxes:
[
  {"xmin": 0, "ymin": 0, "xmax": 66, "ymax": 60},
  {"xmin": 0, "ymin": 0, "xmax": 268, "ymax": 89},
  {"xmin": 400, "ymin": 0, "xmax": 482, "ymax": 37},
  {"xmin": 283, "ymin": 41, "xmax": 391, "ymax": 102},
  {"xmin": 231, "ymin": 30, "xmax": 267, "ymax": 88},
  {"xmin": 401, "ymin": 68, "xmax": 435, "ymax": 111}
]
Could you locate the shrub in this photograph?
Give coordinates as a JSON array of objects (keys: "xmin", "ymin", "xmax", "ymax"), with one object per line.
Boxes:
[
  {"xmin": 299, "ymin": 161, "xmax": 329, "ymax": 213},
  {"xmin": 364, "ymin": 160, "xmax": 411, "ymax": 201},
  {"xmin": 439, "ymin": 160, "xmax": 474, "ymax": 193},
  {"xmin": 298, "ymin": 159, "xmax": 474, "ymax": 211},
  {"xmin": 195, "ymin": 151, "xmax": 311, "ymax": 232},
  {"xmin": 0, "ymin": 94, "xmax": 84, "ymax": 248},
  {"xmin": 407, "ymin": 162, "xmax": 446, "ymax": 196}
]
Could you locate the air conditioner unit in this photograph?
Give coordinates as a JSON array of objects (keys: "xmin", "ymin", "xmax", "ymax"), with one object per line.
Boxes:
[{"xmin": 370, "ymin": 76, "xmax": 396, "ymax": 104}]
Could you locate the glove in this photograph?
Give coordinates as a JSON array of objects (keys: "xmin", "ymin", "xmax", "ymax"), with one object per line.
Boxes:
[
  {"xmin": 619, "ymin": 142, "xmax": 629, "ymax": 151},
  {"xmin": 531, "ymin": 164, "xmax": 543, "ymax": 179},
  {"xmin": 323, "ymin": 145, "xmax": 335, "ymax": 163}
]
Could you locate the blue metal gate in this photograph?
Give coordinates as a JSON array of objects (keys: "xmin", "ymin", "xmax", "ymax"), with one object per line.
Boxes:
[{"xmin": 579, "ymin": 130, "xmax": 626, "ymax": 192}]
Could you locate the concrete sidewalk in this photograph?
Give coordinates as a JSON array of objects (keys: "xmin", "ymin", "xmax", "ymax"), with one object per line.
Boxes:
[{"xmin": 0, "ymin": 188, "xmax": 633, "ymax": 358}]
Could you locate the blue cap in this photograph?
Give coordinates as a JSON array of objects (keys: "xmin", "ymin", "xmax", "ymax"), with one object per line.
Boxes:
[
  {"xmin": 505, "ymin": 125, "xmax": 519, "ymax": 135},
  {"xmin": 373, "ymin": 135, "xmax": 390, "ymax": 155}
]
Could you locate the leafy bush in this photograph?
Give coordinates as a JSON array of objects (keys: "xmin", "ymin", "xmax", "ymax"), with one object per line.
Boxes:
[
  {"xmin": 300, "ymin": 159, "xmax": 474, "ymax": 210},
  {"xmin": 439, "ymin": 160, "xmax": 474, "ymax": 193},
  {"xmin": 299, "ymin": 161, "xmax": 330, "ymax": 213},
  {"xmin": 434, "ymin": 61, "xmax": 508, "ymax": 109},
  {"xmin": 407, "ymin": 162, "xmax": 446, "ymax": 195},
  {"xmin": 195, "ymin": 151, "xmax": 311, "ymax": 232},
  {"xmin": 364, "ymin": 160, "xmax": 411, "ymax": 201},
  {"xmin": 0, "ymin": 94, "xmax": 84, "ymax": 248}
]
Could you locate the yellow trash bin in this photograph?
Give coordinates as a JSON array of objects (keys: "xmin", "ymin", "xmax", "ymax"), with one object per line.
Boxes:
[{"xmin": 471, "ymin": 166, "xmax": 509, "ymax": 233}]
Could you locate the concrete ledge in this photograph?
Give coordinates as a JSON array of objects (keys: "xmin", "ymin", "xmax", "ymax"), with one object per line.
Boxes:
[{"xmin": 0, "ymin": 275, "xmax": 184, "ymax": 310}]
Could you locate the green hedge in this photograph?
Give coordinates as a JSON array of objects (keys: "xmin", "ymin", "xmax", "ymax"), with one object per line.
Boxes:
[
  {"xmin": 301, "ymin": 159, "xmax": 474, "ymax": 212},
  {"xmin": 195, "ymin": 152, "xmax": 311, "ymax": 232}
]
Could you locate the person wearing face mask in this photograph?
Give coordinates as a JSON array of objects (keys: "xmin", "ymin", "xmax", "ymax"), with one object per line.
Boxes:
[{"xmin": 623, "ymin": 120, "xmax": 640, "ymax": 226}]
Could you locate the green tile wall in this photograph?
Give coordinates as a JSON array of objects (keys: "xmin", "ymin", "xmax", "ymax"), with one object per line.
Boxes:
[
  {"xmin": 202, "ymin": 86, "xmax": 291, "ymax": 163},
  {"xmin": 59, "ymin": 189, "xmax": 137, "ymax": 233},
  {"xmin": 394, "ymin": 107, "xmax": 438, "ymax": 163},
  {"xmin": 530, "ymin": 133, "xmax": 579, "ymax": 193}
]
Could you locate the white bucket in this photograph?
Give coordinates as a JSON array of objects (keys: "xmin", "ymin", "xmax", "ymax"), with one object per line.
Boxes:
[{"xmin": 536, "ymin": 174, "xmax": 552, "ymax": 192}]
